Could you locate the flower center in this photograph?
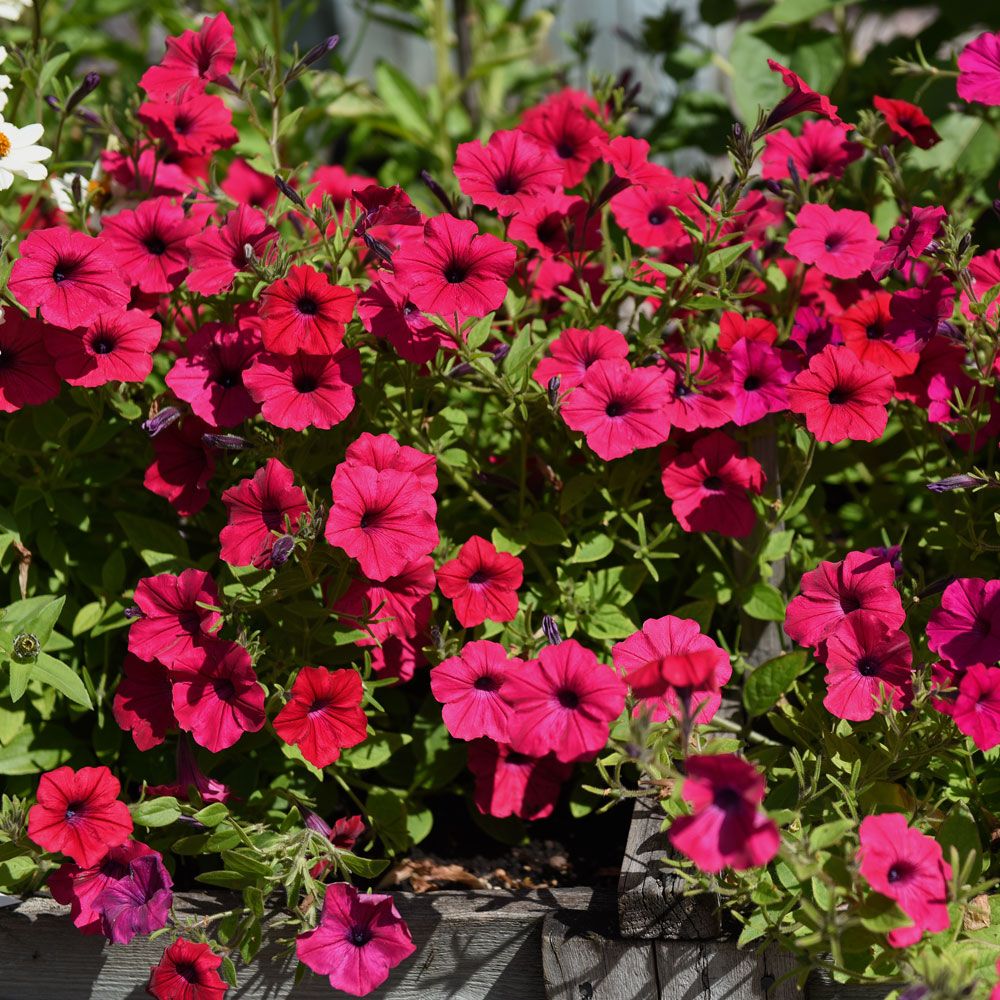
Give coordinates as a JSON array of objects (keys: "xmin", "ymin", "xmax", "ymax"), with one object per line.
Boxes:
[
  {"xmin": 144, "ymin": 235, "xmax": 168, "ymax": 256},
  {"xmin": 296, "ymin": 296, "xmax": 319, "ymax": 317},
  {"xmin": 556, "ymin": 687, "xmax": 580, "ymax": 709},
  {"xmin": 856, "ymin": 655, "xmax": 880, "ymax": 677},
  {"xmin": 308, "ymin": 698, "xmax": 330, "ymax": 715},
  {"xmin": 175, "ymin": 962, "xmax": 201, "ymax": 984},
  {"xmin": 100, "ymin": 858, "xmax": 130, "ymax": 879},
  {"xmin": 823, "ymin": 232, "xmax": 844, "ymax": 252},
  {"xmin": 64, "ymin": 800, "xmax": 85, "ymax": 824},
  {"xmin": 348, "ymin": 925, "xmax": 372, "ymax": 946},
  {"xmin": 0, "ymin": 347, "xmax": 17, "ymax": 369},
  {"xmin": 91, "ymin": 337, "xmax": 115, "ymax": 355},
  {"xmin": 865, "ymin": 322, "xmax": 884, "ymax": 340},
  {"xmin": 839, "ymin": 593, "xmax": 861, "ymax": 614},
  {"xmin": 174, "ymin": 115, "xmax": 192, "ymax": 135},
  {"xmin": 213, "ymin": 677, "xmax": 236, "ymax": 700},
  {"xmin": 468, "ymin": 569, "xmax": 489, "ymax": 585},
  {"xmin": 605, "ymin": 400, "xmax": 625, "ymax": 417},
  {"xmin": 827, "ymin": 387, "xmax": 848, "ymax": 405},
  {"xmin": 886, "ymin": 861, "xmax": 913, "ymax": 884},
  {"xmin": 647, "ymin": 209, "xmax": 665, "ymax": 225},
  {"xmin": 703, "ymin": 475, "xmax": 724, "ymax": 491},
  {"xmin": 712, "ymin": 787, "xmax": 742, "ymax": 812},
  {"xmin": 444, "ymin": 262, "xmax": 468, "ymax": 284},
  {"xmin": 52, "ymin": 259, "xmax": 77, "ymax": 284},
  {"xmin": 178, "ymin": 610, "xmax": 203, "ymax": 634},
  {"xmin": 556, "ymin": 140, "xmax": 576, "ymax": 159},
  {"xmin": 293, "ymin": 373, "xmax": 318, "ymax": 393},
  {"xmin": 474, "ymin": 675, "xmax": 501, "ymax": 692},
  {"xmin": 0, "ymin": 132, "xmax": 11, "ymax": 158},
  {"xmin": 215, "ymin": 370, "xmax": 239, "ymax": 389},
  {"xmin": 494, "ymin": 173, "xmax": 520, "ymax": 196},
  {"xmin": 743, "ymin": 375, "xmax": 761, "ymax": 391},
  {"xmin": 973, "ymin": 616, "xmax": 993, "ymax": 637}
]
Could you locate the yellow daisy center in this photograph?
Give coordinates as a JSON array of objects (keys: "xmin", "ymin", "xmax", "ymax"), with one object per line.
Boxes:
[{"xmin": 0, "ymin": 131, "xmax": 11, "ymax": 158}]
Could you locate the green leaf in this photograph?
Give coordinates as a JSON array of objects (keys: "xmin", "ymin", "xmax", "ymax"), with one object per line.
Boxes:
[
  {"xmin": 197, "ymin": 870, "xmax": 253, "ymax": 889},
  {"xmin": 761, "ymin": 530, "xmax": 794, "ymax": 563},
  {"xmin": 741, "ymin": 582, "xmax": 786, "ymax": 622},
  {"xmin": 858, "ymin": 892, "xmax": 910, "ymax": 933},
  {"xmin": 782, "ymin": 485, "xmax": 815, "ymax": 521},
  {"xmin": 503, "ymin": 327, "xmax": 544, "ymax": 385},
  {"xmin": 338, "ymin": 852, "xmax": 390, "ymax": 878},
  {"xmin": 221, "ymin": 849, "xmax": 274, "ymax": 878},
  {"xmin": 132, "ymin": 796, "xmax": 182, "ymax": 827},
  {"xmin": 751, "ymin": 0, "xmax": 843, "ymax": 31},
  {"xmin": 194, "ymin": 803, "xmax": 230, "ymax": 827},
  {"xmin": 71, "ymin": 602, "xmax": 104, "ymax": 637},
  {"xmin": 339, "ymin": 731, "xmax": 412, "ymax": 770},
  {"xmin": 569, "ymin": 532, "xmax": 613, "ymax": 564},
  {"xmin": 32, "ymin": 652, "xmax": 92, "ymax": 709},
  {"xmin": 743, "ymin": 650, "xmax": 807, "ymax": 718},
  {"xmin": 115, "ymin": 512, "xmax": 189, "ymax": 568},
  {"xmin": 7, "ymin": 663, "xmax": 30, "ymax": 704},
  {"xmin": 807, "ymin": 818, "xmax": 856, "ymax": 852},
  {"xmin": 375, "ymin": 61, "xmax": 433, "ymax": 141},
  {"xmin": 366, "ymin": 788, "xmax": 410, "ymax": 853},
  {"xmin": 587, "ymin": 605, "xmax": 637, "ymax": 640},
  {"xmin": 519, "ymin": 513, "xmax": 566, "ymax": 546},
  {"xmin": 1, "ymin": 595, "xmax": 65, "ymax": 648},
  {"xmin": 706, "ymin": 242, "xmax": 751, "ymax": 273}
]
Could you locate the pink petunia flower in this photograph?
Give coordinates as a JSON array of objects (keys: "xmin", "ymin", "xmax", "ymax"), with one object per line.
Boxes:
[
  {"xmin": 927, "ymin": 578, "xmax": 1000, "ymax": 669},
  {"xmin": 505, "ymin": 640, "xmax": 626, "ymax": 763},
  {"xmin": 786, "ymin": 203, "xmax": 880, "ymax": 279},
  {"xmin": 244, "ymin": 348, "xmax": 361, "ymax": 431},
  {"xmin": 718, "ymin": 314, "xmax": 778, "ymax": 352},
  {"xmin": 657, "ymin": 349, "xmax": 733, "ymax": 431},
  {"xmin": 139, "ymin": 11, "xmax": 236, "ymax": 99},
  {"xmin": 668, "ymin": 754, "xmax": 780, "ymax": 872},
  {"xmin": 44, "ymin": 310, "xmax": 161, "ymax": 387},
  {"xmin": 467, "ymin": 739, "xmax": 573, "ymax": 821},
  {"xmin": 370, "ymin": 634, "xmax": 426, "ymax": 684},
  {"xmin": 948, "ymin": 664, "xmax": 1000, "ymax": 751},
  {"xmin": 836, "ymin": 293, "xmax": 918, "ymax": 377},
  {"xmin": 762, "ymin": 120, "xmax": 862, "ymax": 182},
  {"xmin": 296, "ymin": 882, "xmax": 415, "ymax": 996},
  {"xmin": 819, "ymin": 611, "xmax": 913, "ymax": 721},
  {"xmin": 858, "ymin": 813, "xmax": 952, "ymax": 948},
  {"xmin": 0, "ymin": 310, "xmax": 61, "ymax": 413},
  {"xmin": 560, "ymin": 358, "xmax": 671, "ymax": 461},
  {"xmin": 787, "ymin": 344, "xmax": 893, "ymax": 443},
  {"xmin": 870, "ymin": 206, "xmax": 946, "ymax": 281},
  {"xmin": 507, "ymin": 193, "xmax": 601, "ymax": 257},
  {"xmin": 437, "ymin": 536, "xmax": 523, "ymax": 628},
  {"xmin": 518, "ymin": 88, "xmax": 605, "ymax": 186},
  {"xmin": 873, "ymin": 96, "xmax": 940, "ymax": 149},
  {"xmin": 220, "ymin": 459, "xmax": 309, "ymax": 569},
  {"xmin": 660, "ymin": 431, "xmax": 765, "ymax": 538},
  {"xmin": 128, "ymin": 569, "xmax": 221, "ymax": 668},
  {"xmin": 454, "ymin": 129, "xmax": 563, "ymax": 216},
  {"xmin": 394, "ymin": 214, "xmax": 516, "ymax": 323},
  {"xmin": 273, "ymin": 666, "xmax": 367, "ymax": 768},
  {"xmin": 185, "ymin": 205, "xmax": 278, "ymax": 295},
  {"xmin": 148, "ymin": 938, "xmax": 230, "ymax": 1000},
  {"xmin": 332, "ymin": 557, "xmax": 435, "ymax": 644},
  {"xmin": 143, "ymin": 415, "xmax": 216, "ymax": 516},
  {"xmin": 9, "ymin": 227, "xmax": 130, "ymax": 329},
  {"xmin": 344, "ymin": 433, "xmax": 438, "ymax": 493},
  {"xmin": 784, "ymin": 550, "xmax": 905, "ymax": 649},
  {"xmin": 894, "ymin": 335, "xmax": 971, "ymax": 424},
  {"xmin": 139, "ymin": 93, "xmax": 238, "ymax": 157},
  {"xmin": 112, "ymin": 654, "xmax": 175, "ymax": 751},
  {"xmin": 723, "ymin": 339, "xmax": 798, "ymax": 425},
  {"xmin": 260, "ymin": 265, "xmax": 356, "ymax": 356},
  {"xmin": 765, "ymin": 59, "xmax": 849, "ymax": 129},
  {"xmin": 96, "ymin": 852, "xmax": 173, "ymax": 945},
  {"xmin": 610, "ymin": 169, "xmax": 706, "ymax": 253},
  {"xmin": 430, "ymin": 640, "xmax": 522, "ymax": 742},
  {"xmin": 957, "ymin": 31, "xmax": 1000, "ymax": 107},
  {"xmin": 170, "ymin": 640, "xmax": 266, "ymax": 753},
  {"xmin": 146, "ymin": 736, "xmax": 232, "ymax": 804},
  {"xmin": 221, "ymin": 158, "xmax": 278, "ymax": 210},
  {"xmin": 357, "ymin": 275, "xmax": 453, "ymax": 365},
  {"xmin": 532, "ymin": 325, "xmax": 629, "ymax": 392}
]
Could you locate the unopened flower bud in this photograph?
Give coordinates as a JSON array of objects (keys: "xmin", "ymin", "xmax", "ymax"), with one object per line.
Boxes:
[
  {"xmin": 123, "ymin": 605, "xmax": 144, "ymax": 620},
  {"xmin": 917, "ymin": 575, "xmax": 956, "ymax": 600},
  {"xmin": 763, "ymin": 179, "xmax": 783, "ymax": 196},
  {"xmin": 926, "ymin": 474, "xmax": 987, "ymax": 493},
  {"xmin": 298, "ymin": 34, "xmax": 339, "ymax": 71},
  {"xmin": 731, "ymin": 122, "xmax": 744, "ymax": 140},
  {"xmin": 878, "ymin": 144, "xmax": 895, "ymax": 169},
  {"xmin": 243, "ymin": 243, "xmax": 256, "ymax": 265},
  {"xmin": 71, "ymin": 174, "xmax": 83, "ymax": 205},
  {"xmin": 786, "ymin": 157, "xmax": 801, "ymax": 191},
  {"xmin": 430, "ymin": 626, "xmax": 443, "ymax": 651},
  {"xmin": 75, "ymin": 108, "xmax": 102, "ymax": 126},
  {"xmin": 959, "ymin": 233, "xmax": 972, "ymax": 254},
  {"xmin": 11, "ymin": 633, "xmax": 40, "ymax": 664},
  {"xmin": 275, "ymin": 174, "xmax": 306, "ymax": 209},
  {"xmin": 202, "ymin": 433, "xmax": 249, "ymax": 450},
  {"xmin": 937, "ymin": 320, "xmax": 962, "ymax": 341},
  {"xmin": 993, "ymin": 199, "xmax": 1000, "ymax": 223},
  {"xmin": 142, "ymin": 406, "xmax": 180, "ymax": 437},
  {"xmin": 363, "ymin": 232, "xmax": 393, "ymax": 265},
  {"xmin": 542, "ymin": 615, "xmax": 562, "ymax": 646},
  {"xmin": 546, "ymin": 376, "xmax": 561, "ymax": 408},
  {"xmin": 492, "ymin": 343, "xmax": 510, "ymax": 364},
  {"xmin": 304, "ymin": 809, "xmax": 333, "ymax": 838},
  {"xmin": 420, "ymin": 170, "xmax": 456, "ymax": 215},
  {"xmin": 593, "ymin": 174, "xmax": 629, "ymax": 209},
  {"xmin": 65, "ymin": 72, "xmax": 100, "ymax": 113},
  {"xmin": 45, "ymin": 95, "xmax": 62, "ymax": 112},
  {"xmin": 270, "ymin": 534, "xmax": 296, "ymax": 567}
]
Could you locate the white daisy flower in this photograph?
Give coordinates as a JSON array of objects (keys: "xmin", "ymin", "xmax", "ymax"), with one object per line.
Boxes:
[
  {"xmin": 0, "ymin": 0, "xmax": 30, "ymax": 21},
  {"xmin": 0, "ymin": 46, "xmax": 11, "ymax": 113},
  {"xmin": 0, "ymin": 119, "xmax": 52, "ymax": 190}
]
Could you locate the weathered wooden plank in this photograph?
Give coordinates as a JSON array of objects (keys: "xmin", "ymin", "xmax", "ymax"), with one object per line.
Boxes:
[
  {"xmin": 654, "ymin": 939, "xmax": 802, "ymax": 1000},
  {"xmin": 805, "ymin": 971, "xmax": 897, "ymax": 1000},
  {"xmin": 617, "ymin": 794, "xmax": 721, "ymax": 940}
]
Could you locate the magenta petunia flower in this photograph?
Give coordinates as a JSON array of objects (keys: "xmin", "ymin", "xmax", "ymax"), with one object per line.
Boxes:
[
  {"xmin": 220, "ymin": 459, "xmax": 309, "ymax": 569},
  {"xmin": 722, "ymin": 338, "xmax": 798, "ymax": 425},
  {"xmin": 870, "ymin": 205, "xmax": 946, "ymax": 282},
  {"xmin": 518, "ymin": 88, "xmax": 605, "ymax": 186},
  {"xmin": 454, "ymin": 129, "xmax": 563, "ymax": 216},
  {"xmin": 273, "ymin": 666, "xmax": 367, "ymax": 768},
  {"xmin": 668, "ymin": 754, "xmax": 779, "ymax": 873},
  {"xmin": 260, "ymin": 264, "xmax": 356, "ymax": 356},
  {"xmin": 766, "ymin": 59, "xmax": 849, "ymax": 128},
  {"xmin": 467, "ymin": 739, "xmax": 573, "ymax": 821},
  {"xmin": 788, "ymin": 344, "xmax": 893, "ymax": 443},
  {"xmin": 185, "ymin": 205, "xmax": 278, "ymax": 296},
  {"xmin": 957, "ymin": 31, "xmax": 1000, "ymax": 107},
  {"xmin": 170, "ymin": 640, "xmax": 266, "ymax": 753},
  {"xmin": 660, "ymin": 431, "xmax": 765, "ymax": 539},
  {"xmin": 888, "ymin": 276, "xmax": 956, "ymax": 352},
  {"xmin": 836, "ymin": 293, "xmax": 918, "ymax": 377},
  {"xmin": 819, "ymin": 611, "xmax": 913, "ymax": 721},
  {"xmin": 28, "ymin": 766, "xmax": 134, "ymax": 868},
  {"xmin": 894, "ymin": 335, "xmax": 971, "ymax": 425},
  {"xmin": 612, "ymin": 615, "xmax": 731, "ymax": 724},
  {"xmin": 97, "ymin": 852, "xmax": 173, "ymax": 945},
  {"xmin": 561, "ymin": 358, "xmax": 671, "ymax": 461},
  {"xmin": 927, "ymin": 577, "xmax": 1000, "ymax": 670},
  {"xmin": 948, "ymin": 665, "xmax": 1000, "ymax": 751},
  {"xmin": 657, "ymin": 349, "xmax": 733, "ymax": 431},
  {"xmin": 784, "ymin": 550, "xmax": 905, "ymax": 650},
  {"xmin": 44, "ymin": 309, "xmax": 161, "ymax": 387},
  {"xmin": 357, "ymin": 275, "xmax": 453, "ymax": 365},
  {"xmin": 610, "ymin": 169, "xmax": 706, "ymax": 252},
  {"xmin": 112, "ymin": 654, "xmax": 175, "ymax": 751},
  {"xmin": 9, "ymin": 227, "xmax": 130, "ymax": 329},
  {"xmin": 332, "ymin": 556, "xmax": 435, "ymax": 644},
  {"xmin": 139, "ymin": 11, "xmax": 236, "ymax": 99},
  {"xmin": 596, "ymin": 134, "xmax": 664, "ymax": 186},
  {"xmin": 858, "ymin": 813, "xmax": 952, "ymax": 948},
  {"xmin": 0, "ymin": 310, "xmax": 61, "ymax": 413},
  {"xmin": 325, "ymin": 464, "xmax": 439, "ymax": 582},
  {"xmin": 143, "ymin": 415, "xmax": 216, "ymax": 517},
  {"xmin": 100, "ymin": 197, "xmax": 199, "ymax": 293},
  {"xmin": 244, "ymin": 348, "xmax": 361, "ymax": 431},
  {"xmin": 148, "ymin": 937, "xmax": 230, "ymax": 1000},
  {"xmin": 128, "ymin": 569, "xmax": 221, "ymax": 668},
  {"xmin": 221, "ymin": 158, "xmax": 277, "ymax": 210},
  {"xmin": 166, "ymin": 320, "xmax": 262, "ymax": 428},
  {"xmin": 786, "ymin": 203, "xmax": 880, "ymax": 279},
  {"xmin": 139, "ymin": 92, "xmax": 238, "ymax": 157},
  {"xmin": 718, "ymin": 312, "xmax": 778, "ymax": 351},
  {"xmin": 437, "ymin": 536, "xmax": 524, "ymax": 628},
  {"xmin": 532, "ymin": 325, "xmax": 629, "ymax": 392},
  {"xmin": 873, "ymin": 96, "xmax": 940, "ymax": 149},
  {"xmin": 505, "ymin": 639, "xmax": 626, "ymax": 763},
  {"xmin": 762, "ymin": 119, "xmax": 862, "ymax": 183},
  {"xmin": 430, "ymin": 640, "xmax": 521, "ymax": 742},
  {"xmin": 343, "ymin": 432, "xmax": 438, "ymax": 494},
  {"xmin": 393, "ymin": 214, "xmax": 516, "ymax": 323},
  {"xmin": 507, "ymin": 193, "xmax": 601, "ymax": 257},
  {"xmin": 370, "ymin": 634, "xmax": 426, "ymax": 684},
  {"xmin": 296, "ymin": 882, "xmax": 415, "ymax": 996},
  {"xmin": 146, "ymin": 736, "xmax": 232, "ymax": 804}
]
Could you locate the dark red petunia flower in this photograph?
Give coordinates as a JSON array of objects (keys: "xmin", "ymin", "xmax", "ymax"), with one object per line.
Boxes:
[
  {"xmin": 9, "ymin": 227, "xmax": 130, "ymax": 329},
  {"xmin": 148, "ymin": 937, "xmax": 230, "ymax": 1000},
  {"xmin": 786, "ymin": 203, "xmax": 880, "ymax": 280},
  {"xmin": 27, "ymin": 766, "xmax": 134, "ymax": 867},
  {"xmin": 146, "ymin": 737, "xmax": 232, "ymax": 805},
  {"xmin": 888, "ymin": 276, "xmax": 956, "ymax": 352},
  {"xmin": 45, "ymin": 309, "xmax": 161, "ymax": 387},
  {"xmin": 128, "ymin": 568, "xmax": 222, "ymax": 668},
  {"xmin": 332, "ymin": 556, "xmax": 435, "ymax": 644},
  {"xmin": 100, "ymin": 197, "xmax": 199, "ymax": 294},
  {"xmin": 185, "ymin": 205, "xmax": 278, "ymax": 295},
  {"xmin": 220, "ymin": 458, "xmax": 310, "ymax": 569},
  {"xmin": 112, "ymin": 654, "xmax": 176, "ymax": 751},
  {"xmin": 370, "ymin": 634, "xmax": 426, "ymax": 684},
  {"xmin": 660, "ymin": 431, "xmax": 765, "ymax": 538},
  {"xmin": 506, "ymin": 193, "xmax": 602, "ymax": 257},
  {"xmin": 165, "ymin": 321, "xmax": 262, "ymax": 428},
  {"xmin": 518, "ymin": 88, "xmax": 605, "ymax": 187},
  {"xmin": 144, "ymin": 415, "xmax": 216, "ymax": 516},
  {"xmin": 357, "ymin": 275, "xmax": 453, "ymax": 365},
  {"xmin": 139, "ymin": 11, "xmax": 236, "ymax": 99},
  {"xmin": 717, "ymin": 312, "xmax": 778, "ymax": 351},
  {"xmin": 870, "ymin": 205, "xmax": 946, "ymax": 282},
  {"xmin": 170, "ymin": 640, "xmax": 266, "ymax": 753},
  {"xmin": 260, "ymin": 264, "xmax": 356, "ymax": 356},
  {"xmin": 657, "ymin": 349, "xmax": 732, "ymax": 431},
  {"xmin": 467, "ymin": 739, "xmax": 573, "ymax": 821},
  {"xmin": 762, "ymin": 119, "xmax": 862, "ymax": 182},
  {"xmin": 766, "ymin": 59, "xmax": 850, "ymax": 129},
  {"xmin": 221, "ymin": 158, "xmax": 278, "ymax": 210},
  {"xmin": 874, "ymin": 96, "xmax": 940, "ymax": 149},
  {"xmin": 723, "ymin": 338, "xmax": 798, "ymax": 426},
  {"xmin": 139, "ymin": 93, "xmax": 238, "ymax": 157},
  {"xmin": 561, "ymin": 358, "xmax": 671, "ymax": 461},
  {"xmin": 273, "ymin": 666, "xmax": 368, "ymax": 768},
  {"xmin": 532, "ymin": 325, "xmax": 628, "ymax": 391},
  {"xmin": 788, "ymin": 344, "xmax": 893, "ymax": 443},
  {"xmin": 393, "ymin": 214, "xmax": 516, "ymax": 323},
  {"xmin": 437, "ymin": 536, "xmax": 524, "ymax": 628},
  {"xmin": 0, "ymin": 310, "xmax": 61, "ymax": 413},
  {"xmin": 836, "ymin": 292, "xmax": 918, "ymax": 377},
  {"xmin": 454, "ymin": 129, "xmax": 563, "ymax": 216},
  {"xmin": 244, "ymin": 348, "xmax": 361, "ymax": 431}
]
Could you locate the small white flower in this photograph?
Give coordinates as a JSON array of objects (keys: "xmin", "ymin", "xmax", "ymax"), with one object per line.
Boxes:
[
  {"xmin": 0, "ymin": 46, "xmax": 10, "ymax": 113},
  {"xmin": 0, "ymin": 118, "xmax": 52, "ymax": 190},
  {"xmin": 0, "ymin": 0, "xmax": 30, "ymax": 22}
]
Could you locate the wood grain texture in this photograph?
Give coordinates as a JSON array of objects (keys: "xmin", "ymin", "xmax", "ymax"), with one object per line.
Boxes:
[
  {"xmin": 655, "ymin": 939, "xmax": 801, "ymax": 1000},
  {"xmin": 617, "ymin": 795, "xmax": 721, "ymax": 940}
]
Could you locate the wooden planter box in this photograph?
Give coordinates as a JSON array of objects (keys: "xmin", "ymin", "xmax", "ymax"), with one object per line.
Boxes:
[{"xmin": 0, "ymin": 798, "xmax": 892, "ymax": 999}]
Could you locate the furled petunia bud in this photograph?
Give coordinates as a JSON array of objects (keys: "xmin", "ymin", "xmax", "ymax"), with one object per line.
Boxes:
[
  {"xmin": 202, "ymin": 433, "xmax": 249, "ymax": 450},
  {"xmin": 270, "ymin": 534, "xmax": 296, "ymax": 567},
  {"xmin": 65, "ymin": 72, "xmax": 100, "ymax": 113},
  {"xmin": 542, "ymin": 615, "xmax": 562, "ymax": 646},
  {"xmin": 364, "ymin": 233, "xmax": 393, "ymax": 265},
  {"xmin": 298, "ymin": 34, "xmax": 339, "ymax": 71},
  {"xmin": 123, "ymin": 605, "xmax": 144, "ymax": 620},
  {"xmin": 275, "ymin": 175, "xmax": 306, "ymax": 209},
  {"xmin": 927, "ymin": 474, "xmax": 987, "ymax": 493},
  {"xmin": 142, "ymin": 406, "xmax": 180, "ymax": 438},
  {"xmin": 547, "ymin": 376, "xmax": 561, "ymax": 409},
  {"xmin": 420, "ymin": 170, "xmax": 456, "ymax": 215}
]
